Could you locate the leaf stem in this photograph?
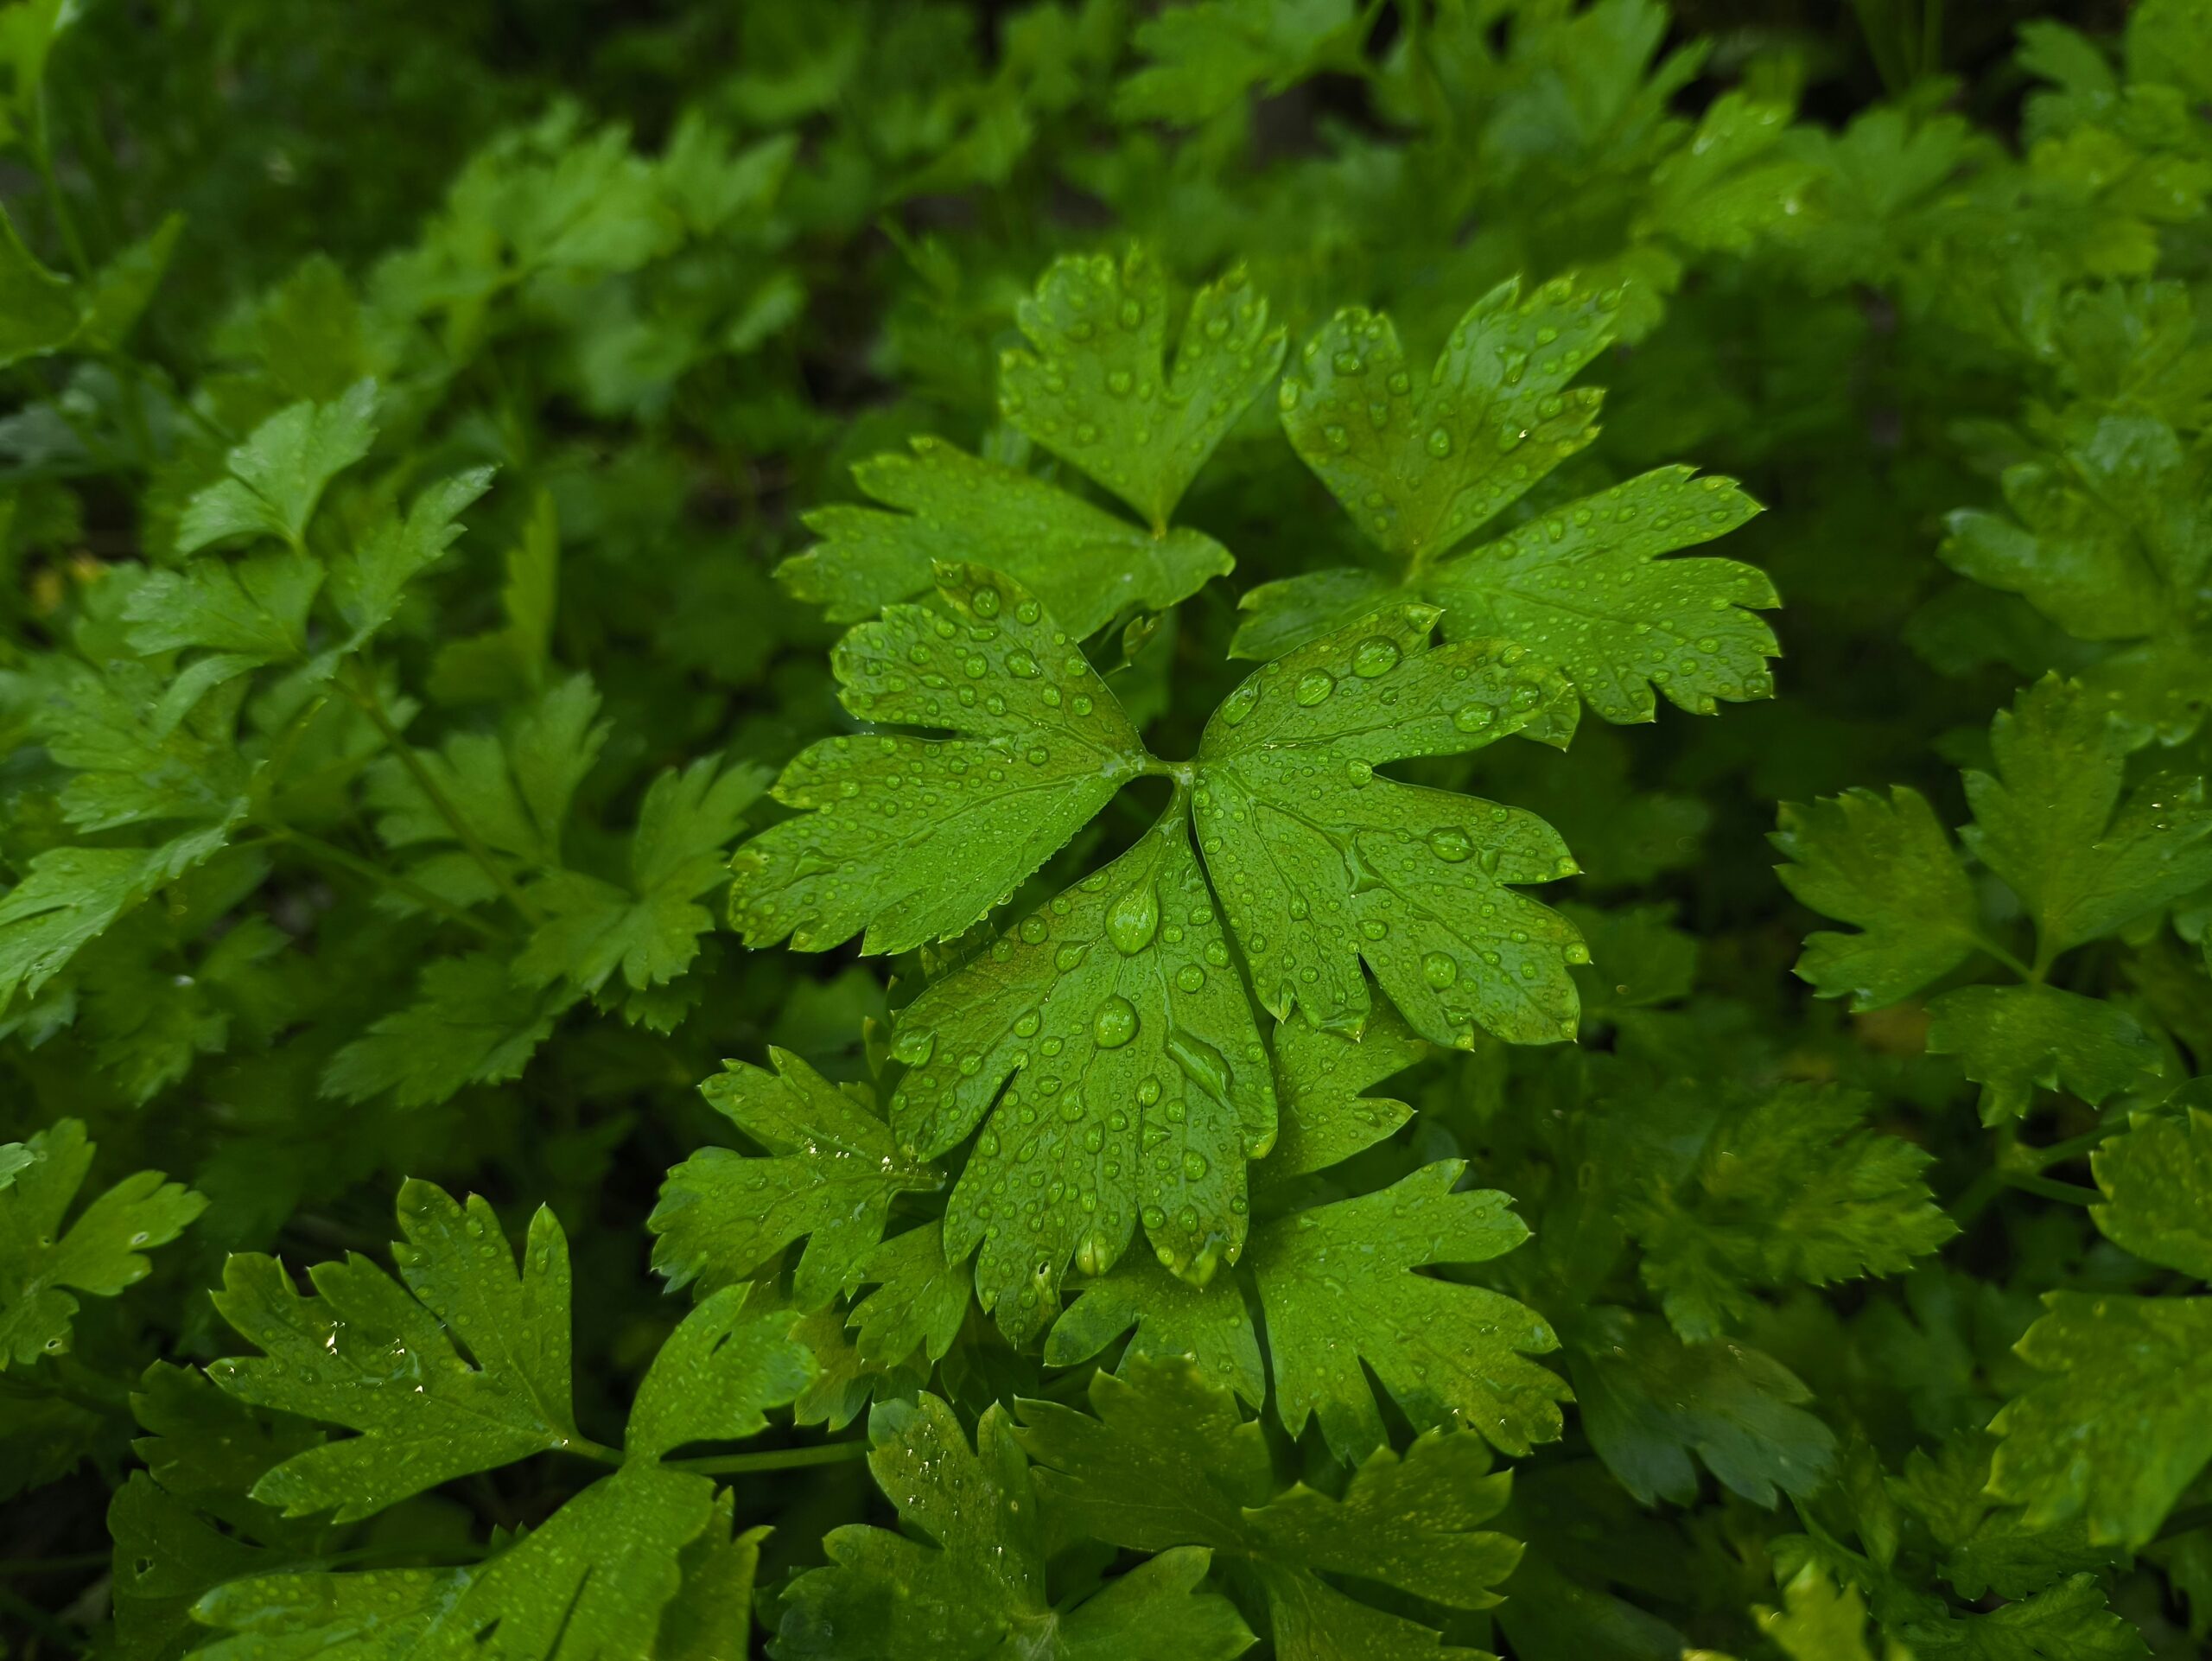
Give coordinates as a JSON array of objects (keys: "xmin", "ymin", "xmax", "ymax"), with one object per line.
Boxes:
[
  {"xmin": 1968, "ymin": 931, "xmax": 2035, "ymax": 983},
  {"xmin": 563, "ymin": 1435, "xmax": 626, "ymax": 1466},
  {"xmin": 264, "ymin": 824, "xmax": 508, "ymax": 943},
  {"xmin": 2002, "ymin": 1173, "xmax": 2099, "ymax": 1207},
  {"xmin": 664, "ymin": 1441, "xmax": 872, "ymax": 1477},
  {"xmin": 342, "ymin": 663, "xmax": 544, "ymax": 925},
  {"xmin": 2019, "ymin": 1125, "xmax": 2114, "ymax": 1174},
  {"xmin": 0, "ymin": 1552, "xmax": 109, "ymax": 1575},
  {"xmin": 30, "ymin": 116, "xmax": 92, "ymax": 281}
]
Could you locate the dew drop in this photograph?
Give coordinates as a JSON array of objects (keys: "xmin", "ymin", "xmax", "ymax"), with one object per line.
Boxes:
[
  {"xmin": 1351, "ymin": 636, "xmax": 1400, "ymax": 678},
  {"xmin": 1107, "ymin": 881, "xmax": 1160, "ymax": 955},
  {"xmin": 1294, "ymin": 669, "xmax": 1335, "ymax": 706},
  {"xmin": 1422, "ymin": 951, "xmax": 1460, "ymax": 989},
  {"xmin": 1427, "ymin": 827, "xmax": 1472, "ymax": 862},
  {"xmin": 1094, "ymin": 996, "xmax": 1139, "ymax": 1048}
]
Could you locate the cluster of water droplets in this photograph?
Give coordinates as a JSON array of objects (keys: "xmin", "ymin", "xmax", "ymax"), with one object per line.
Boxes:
[
  {"xmin": 887, "ymin": 825, "xmax": 1278, "ymax": 1333},
  {"xmin": 1281, "ymin": 279, "xmax": 1625, "ymax": 557},
  {"xmin": 1193, "ymin": 623, "xmax": 1586, "ymax": 1045},
  {"xmin": 997, "ymin": 252, "xmax": 1281, "ymax": 514},
  {"xmin": 1438, "ymin": 468, "xmax": 1777, "ymax": 715}
]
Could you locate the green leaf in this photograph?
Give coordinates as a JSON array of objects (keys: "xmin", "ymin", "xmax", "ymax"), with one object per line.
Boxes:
[
  {"xmin": 1253, "ymin": 1161, "xmax": 1567, "ymax": 1462},
  {"xmin": 1194, "ymin": 607, "xmax": 1585, "ymax": 1046},
  {"xmin": 1249, "ymin": 280, "xmax": 1777, "ymax": 723},
  {"xmin": 1896, "ymin": 1573, "xmax": 2150, "ymax": 1661},
  {"xmin": 109, "ymin": 1473, "xmax": 277, "ymax": 1661},
  {"xmin": 774, "ymin": 1391, "xmax": 1253, "ymax": 1660},
  {"xmin": 129, "ymin": 1360, "xmax": 330, "ymax": 1537},
  {"xmin": 1940, "ymin": 414, "xmax": 2206, "ymax": 650},
  {"xmin": 2091, "ymin": 1106, "xmax": 2212, "ymax": 1280},
  {"xmin": 889, "ymin": 806, "xmax": 1273, "ymax": 1336},
  {"xmin": 625, "ymin": 1287, "xmax": 814, "ymax": 1460},
  {"xmin": 321, "ymin": 951, "xmax": 572, "ymax": 1110},
  {"xmin": 846, "ymin": 1222, "xmax": 973, "ymax": 1372},
  {"xmin": 37, "ymin": 658, "xmax": 252, "ymax": 832},
  {"xmin": 998, "ymin": 249, "xmax": 1286, "ymax": 530},
  {"xmin": 189, "ymin": 1461, "xmax": 715, "ymax": 1660},
  {"xmin": 783, "ymin": 437, "xmax": 1236, "ymax": 638},
  {"xmin": 205, "ymin": 1180, "xmax": 582, "ymax": 1520},
  {"xmin": 176, "ymin": 380, "xmax": 380, "ymax": 554},
  {"xmin": 1758, "ymin": 1565, "xmax": 1875, "ymax": 1661},
  {"xmin": 1962, "ymin": 675, "xmax": 2212, "ymax": 960},
  {"xmin": 1426, "ymin": 466, "xmax": 1777, "ymax": 722},
  {"xmin": 651, "ymin": 1047, "xmax": 942, "ymax": 1308},
  {"xmin": 659, "ymin": 1493, "xmax": 770, "ymax": 1661},
  {"xmin": 1620, "ymin": 1084, "xmax": 1955, "ymax": 1341},
  {"xmin": 1567, "ymin": 1307, "xmax": 1835, "ymax": 1506},
  {"xmin": 323, "ymin": 468, "xmax": 496, "ymax": 658},
  {"xmin": 122, "ymin": 551, "xmax": 321, "ymax": 729},
  {"xmin": 1988, "ymin": 1290, "xmax": 2212, "ymax": 1550},
  {"xmin": 1257, "ymin": 1005, "xmax": 1425, "ymax": 1186},
  {"xmin": 1279, "ymin": 275, "xmax": 1618, "ymax": 570},
  {"xmin": 784, "ymin": 1299, "xmax": 931, "ymax": 1435},
  {"xmin": 0, "ymin": 1119, "xmax": 204, "ymax": 1368},
  {"xmin": 1773, "ymin": 786, "xmax": 1981, "ymax": 1009},
  {"xmin": 1639, "ymin": 91, "xmax": 1817, "ymax": 254},
  {"xmin": 0, "ymin": 829, "xmax": 232, "ymax": 1008},
  {"xmin": 79, "ymin": 213, "xmax": 183, "ymax": 353},
  {"xmin": 429, "ymin": 488, "xmax": 560, "ymax": 703},
  {"xmin": 1894, "ymin": 1433, "xmax": 2120, "ymax": 1602},
  {"xmin": 1114, "ymin": 0, "xmax": 1363, "ymax": 125},
  {"xmin": 518, "ymin": 755, "xmax": 768, "ymax": 1001},
  {"xmin": 368, "ymin": 674, "xmax": 609, "ymax": 883},
  {"xmin": 1017, "ymin": 1356, "xmax": 1521, "ymax": 1659},
  {"xmin": 1925, "ymin": 983, "xmax": 2164, "ymax": 1124},
  {"xmin": 1227, "ymin": 567, "xmax": 1394, "ymax": 665},
  {"xmin": 0, "ymin": 200, "xmax": 78, "ymax": 366},
  {"xmin": 731, "ymin": 563, "xmax": 1148, "ymax": 956},
  {"xmin": 1046, "ymin": 1251, "xmax": 1265, "ymax": 1408}
]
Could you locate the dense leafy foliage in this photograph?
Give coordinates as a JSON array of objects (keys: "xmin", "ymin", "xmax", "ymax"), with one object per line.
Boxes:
[{"xmin": 3, "ymin": 0, "xmax": 2212, "ymax": 1655}]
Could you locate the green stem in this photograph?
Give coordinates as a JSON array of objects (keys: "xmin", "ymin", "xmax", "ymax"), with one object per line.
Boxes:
[
  {"xmin": 2020, "ymin": 1125, "xmax": 2114, "ymax": 1174},
  {"xmin": 0, "ymin": 1552, "xmax": 109, "ymax": 1574},
  {"xmin": 31, "ymin": 115, "xmax": 92, "ymax": 281},
  {"xmin": 1920, "ymin": 0, "xmax": 1944, "ymax": 82},
  {"xmin": 563, "ymin": 1436, "xmax": 625, "ymax": 1467},
  {"xmin": 664, "ymin": 1441, "xmax": 872, "ymax": 1478},
  {"xmin": 1969, "ymin": 932, "xmax": 2035, "ymax": 983},
  {"xmin": 264, "ymin": 824, "xmax": 509, "ymax": 944},
  {"xmin": 105, "ymin": 348, "xmax": 160, "ymax": 468},
  {"xmin": 2003, "ymin": 1173, "xmax": 2099, "ymax": 1207},
  {"xmin": 342, "ymin": 664, "xmax": 543, "ymax": 925}
]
